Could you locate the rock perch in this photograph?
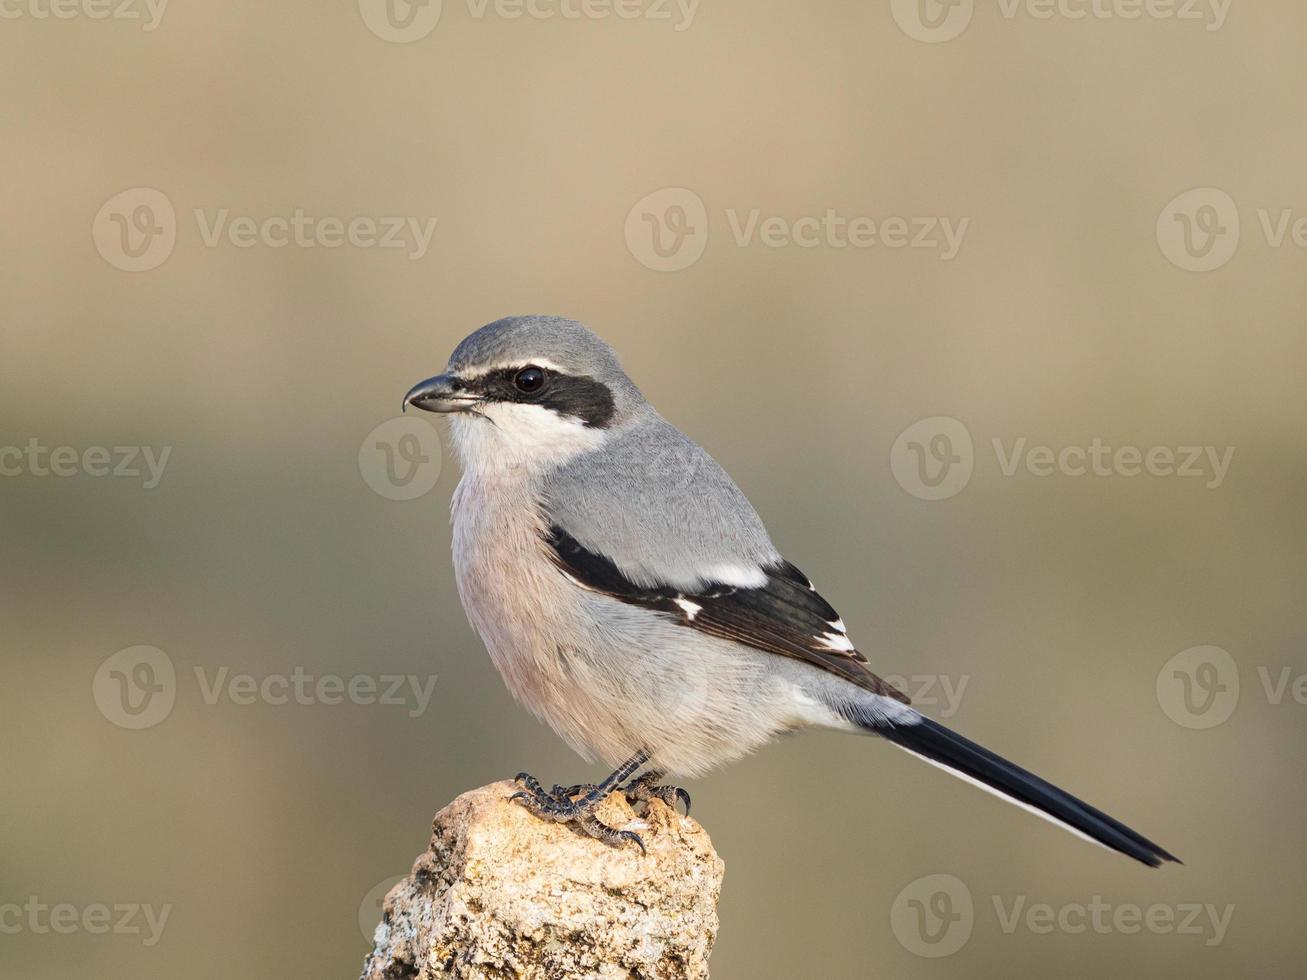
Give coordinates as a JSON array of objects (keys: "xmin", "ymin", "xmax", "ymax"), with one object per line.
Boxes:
[{"xmin": 360, "ymin": 781, "xmax": 725, "ymax": 980}]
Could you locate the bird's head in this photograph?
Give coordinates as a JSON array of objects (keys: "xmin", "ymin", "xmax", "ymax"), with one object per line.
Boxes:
[{"xmin": 404, "ymin": 315, "xmax": 646, "ymax": 474}]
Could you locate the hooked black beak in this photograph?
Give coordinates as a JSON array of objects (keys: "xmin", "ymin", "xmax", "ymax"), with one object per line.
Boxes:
[{"xmin": 402, "ymin": 373, "xmax": 480, "ymax": 414}]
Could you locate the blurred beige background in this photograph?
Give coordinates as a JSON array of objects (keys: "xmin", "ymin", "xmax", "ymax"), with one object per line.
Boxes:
[{"xmin": 2, "ymin": 1, "xmax": 1305, "ymax": 977}]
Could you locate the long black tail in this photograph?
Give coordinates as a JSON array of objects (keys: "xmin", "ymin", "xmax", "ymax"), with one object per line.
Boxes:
[{"xmin": 873, "ymin": 714, "xmax": 1180, "ymax": 868}]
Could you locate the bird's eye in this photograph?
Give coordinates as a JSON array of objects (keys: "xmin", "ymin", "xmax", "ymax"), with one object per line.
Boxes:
[{"xmin": 514, "ymin": 367, "xmax": 545, "ymax": 393}]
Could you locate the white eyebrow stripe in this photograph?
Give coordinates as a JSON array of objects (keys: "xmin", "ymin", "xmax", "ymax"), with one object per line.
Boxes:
[{"xmin": 455, "ymin": 357, "xmax": 570, "ymax": 379}]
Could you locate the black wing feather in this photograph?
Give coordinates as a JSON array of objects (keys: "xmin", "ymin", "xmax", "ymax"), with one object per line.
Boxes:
[{"xmin": 546, "ymin": 525, "xmax": 909, "ymax": 703}]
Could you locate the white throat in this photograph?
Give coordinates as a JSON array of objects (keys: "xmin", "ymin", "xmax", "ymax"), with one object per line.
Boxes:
[{"xmin": 447, "ymin": 403, "xmax": 608, "ymax": 477}]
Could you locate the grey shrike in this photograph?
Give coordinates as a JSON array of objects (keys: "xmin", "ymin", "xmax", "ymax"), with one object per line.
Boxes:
[{"xmin": 403, "ymin": 315, "xmax": 1179, "ymax": 866}]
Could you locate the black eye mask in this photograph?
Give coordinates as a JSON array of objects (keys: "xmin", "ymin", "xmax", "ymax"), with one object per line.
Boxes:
[{"xmin": 465, "ymin": 367, "xmax": 617, "ymax": 429}]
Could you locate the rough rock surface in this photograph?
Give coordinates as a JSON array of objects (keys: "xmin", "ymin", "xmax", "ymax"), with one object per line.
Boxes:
[{"xmin": 360, "ymin": 781, "xmax": 725, "ymax": 980}]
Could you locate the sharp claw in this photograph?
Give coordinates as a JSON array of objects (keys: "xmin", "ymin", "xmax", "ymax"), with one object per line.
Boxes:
[
  {"xmin": 676, "ymin": 788, "xmax": 692, "ymax": 816},
  {"xmin": 513, "ymin": 772, "xmax": 531, "ymax": 784},
  {"xmin": 510, "ymin": 792, "xmax": 530, "ymax": 804},
  {"xmin": 620, "ymin": 830, "xmax": 647, "ymax": 856}
]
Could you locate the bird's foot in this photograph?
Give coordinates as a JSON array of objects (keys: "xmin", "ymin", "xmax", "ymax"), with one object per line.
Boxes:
[
  {"xmin": 509, "ymin": 766, "xmax": 647, "ymax": 854},
  {"xmin": 621, "ymin": 770, "xmax": 691, "ymax": 816}
]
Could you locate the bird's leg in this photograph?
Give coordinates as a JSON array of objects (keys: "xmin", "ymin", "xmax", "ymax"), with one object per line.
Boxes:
[
  {"xmin": 621, "ymin": 769, "xmax": 691, "ymax": 816},
  {"xmin": 510, "ymin": 750, "xmax": 651, "ymax": 852}
]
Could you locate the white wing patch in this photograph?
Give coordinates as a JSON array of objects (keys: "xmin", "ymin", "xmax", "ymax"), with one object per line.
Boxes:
[
  {"xmin": 674, "ymin": 597, "xmax": 703, "ymax": 621},
  {"xmin": 814, "ymin": 616, "xmax": 854, "ymax": 652},
  {"xmin": 700, "ymin": 563, "xmax": 768, "ymax": 589},
  {"xmin": 816, "ymin": 632, "xmax": 856, "ymax": 653}
]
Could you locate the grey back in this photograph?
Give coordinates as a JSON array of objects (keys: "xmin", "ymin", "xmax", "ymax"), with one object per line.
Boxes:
[{"xmin": 541, "ymin": 413, "xmax": 782, "ymax": 591}]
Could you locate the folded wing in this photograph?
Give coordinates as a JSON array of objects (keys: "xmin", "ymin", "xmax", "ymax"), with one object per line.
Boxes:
[{"xmin": 546, "ymin": 523, "xmax": 909, "ymax": 703}]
